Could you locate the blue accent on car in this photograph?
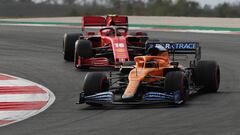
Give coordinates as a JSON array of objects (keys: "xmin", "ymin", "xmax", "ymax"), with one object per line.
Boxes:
[
  {"xmin": 80, "ymin": 91, "xmax": 183, "ymax": 105},
  {"xmin": 173, "ymin": 90, "xmax": 182, "ymax": 103},
  {"xmin": 147, "ymin": 42, "xmax": 198, "ymax": 50},
  {"xmin": 144, "ymin": 91, "xmax": 182, "ymax": 104},
  {"xmin": 84, "ymin": 91, "xmax": 113, "ymax": 103},
  {"xmin": 144, "ymin": 92, "xmax": 174, "ymax": 101},
  {"xmin": 162, "ymin": 42, "xmax": 198, "ymax": 50}
]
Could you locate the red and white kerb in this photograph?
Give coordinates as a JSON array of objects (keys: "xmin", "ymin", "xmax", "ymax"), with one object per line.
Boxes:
[{"xmin": 0, "ymin": 73, "xmax": 55, "ymax": 127}]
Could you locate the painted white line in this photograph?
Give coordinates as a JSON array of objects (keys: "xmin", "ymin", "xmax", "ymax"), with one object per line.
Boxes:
[
  {"xmin": 0, "ymin": 23, "xmax": 81, "ymax": 28},
  {"xmin": 0, "ymin": 23, "xmax": 58, "ymax": 27},
  {"xmin": 0, "ymin": 93, "xmax": 49, "ymax": 102},
  {"xmin": 0, "ymin": 80, "xmax": 36, "ymax": 87},
  {"xmin": 170, "ymin": 29, "xmax": 233, "ymax": 34},
  {"xmin": 132, "ymin": 27, "xmax": 238, "ymax": 35},
  {"xmin": 184, "ymin": 30, "xmax": 232, "ymax": 33}
]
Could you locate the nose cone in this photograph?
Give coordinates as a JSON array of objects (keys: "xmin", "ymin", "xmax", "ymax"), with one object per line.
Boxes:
[
  {"xmin": 122, "ymin": 77, "xmax": 140, "ymax": 100},
  {"xmin": 122, "ymin": 94, "xmax": 135, "ymax": 100}
]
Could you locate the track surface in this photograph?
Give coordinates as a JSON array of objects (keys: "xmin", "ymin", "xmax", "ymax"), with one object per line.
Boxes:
[{"xmin": 0, "ymin": 25, "xmax": 239, "ymax": 135}]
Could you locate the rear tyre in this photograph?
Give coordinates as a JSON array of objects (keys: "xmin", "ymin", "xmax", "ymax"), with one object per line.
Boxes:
[
  {"xmin": 83, "ymin": 72, "xmax": 109, "ymax": 106},
  {"xmin": 63, "ymin": 33, "xmax": 82, "ymax": 61},
  {"xmin": 74, "ymin": 40, "xmax": 93, "ymax": 69},
  {"xmin": 165, "ymin": 71, "xmax": 187, "ymax": 104},
  {"xmin": 194, "ymin": 60, "xmax": 220, "ymax": 93}
]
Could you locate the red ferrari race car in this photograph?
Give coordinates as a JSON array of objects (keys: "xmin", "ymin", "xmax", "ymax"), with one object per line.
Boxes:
[{"xmin": 63, "ymin": 15, "xmax": 148, "ymax": 69}]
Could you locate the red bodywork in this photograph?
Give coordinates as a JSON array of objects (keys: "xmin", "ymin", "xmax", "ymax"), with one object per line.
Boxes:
[
  {"xmin": 82, "ymin": 16, "xmax": 128, "ymax": 31},
  {"xmin": 76, "ymin": 15, "xmax": 147, "ymax": 68}
]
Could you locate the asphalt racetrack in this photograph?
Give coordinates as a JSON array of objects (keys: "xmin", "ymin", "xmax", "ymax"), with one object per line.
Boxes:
[{"xmin": 0, "ymin": 25, "xmax": 239, "ymax": 135}]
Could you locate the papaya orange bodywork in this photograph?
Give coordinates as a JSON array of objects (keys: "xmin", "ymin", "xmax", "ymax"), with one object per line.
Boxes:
[{"xmin": 123, "ymin": 52, "xmax": 172, "ymax": 99}]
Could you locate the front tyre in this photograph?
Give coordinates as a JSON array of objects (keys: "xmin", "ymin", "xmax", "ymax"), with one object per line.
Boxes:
[
  {"xmin": 83, "ymin": 72, "xmax": 109, "ymax": 106},
  {"xmin": 165, "ymin": 71, "xmax": 187, "ymax": 104}
]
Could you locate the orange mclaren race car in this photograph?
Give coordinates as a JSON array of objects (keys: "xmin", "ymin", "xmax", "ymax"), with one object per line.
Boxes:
[
  {"xmin": 63, "ymin": 15, "xmax": 148, "ymax": 69},
  {"xmin": 77, "ymin": 41, "xmax": 220, "ymax": 106}
]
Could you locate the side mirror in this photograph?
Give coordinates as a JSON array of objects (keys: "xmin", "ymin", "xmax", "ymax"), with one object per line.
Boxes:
[
  {"xmin": 120, "ymin": 65, "xmax": 135, "ymax": 74},
  {"xmin": 170, "ymin": 61, "xmax": 179, "ymax": 68}
]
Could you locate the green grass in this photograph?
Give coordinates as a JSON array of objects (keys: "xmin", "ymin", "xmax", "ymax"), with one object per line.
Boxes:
[{"xmin": 0, "ymin": 20, "xmax": 240, "ymax": 32}]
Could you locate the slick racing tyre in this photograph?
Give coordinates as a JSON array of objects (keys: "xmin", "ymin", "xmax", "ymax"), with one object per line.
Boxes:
[
  {"xmin": 83, "ymin": 72, "xmax": 110, "ymax": 106},
  {"xmin": 83, "ymin": 72, "xmax": 109, "ymax": 95},
  {"xmin": 63, "ymin": 33, "xmax": 82, "ymax": 61},
  {"xmin": 165, "ymin": 71, "xmax": 188, "ymax": 104},
  {"xmin": 74, "ymin": 40, "xmax": 93, "ymax": 69},
  {"xmin": 194, "ymin": 60, "xmax": 220, "ymax": 93}
]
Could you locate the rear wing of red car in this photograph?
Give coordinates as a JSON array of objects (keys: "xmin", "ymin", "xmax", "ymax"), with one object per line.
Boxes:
[
  {"xmin": 82, "ymin": 15, "xmax": 128, "ymax": 31},
  {"xmin": 105, "ymin": 15, "xmax": 128, "ymax": 26}
]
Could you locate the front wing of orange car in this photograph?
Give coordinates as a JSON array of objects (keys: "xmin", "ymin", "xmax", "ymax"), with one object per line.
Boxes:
[{"xmin": 77, "ymin": 91, "xmax": 183, "ymax": 105}]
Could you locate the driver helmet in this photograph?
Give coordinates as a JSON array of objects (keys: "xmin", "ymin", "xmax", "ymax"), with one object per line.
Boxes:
[{"xmin": 147, "ymin": 45, "xmax": 167, "ymax": 56}]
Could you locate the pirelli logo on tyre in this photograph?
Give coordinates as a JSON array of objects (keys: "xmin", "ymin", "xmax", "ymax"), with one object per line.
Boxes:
[{"xmin": 0, "ymin": 73, "xmax": 55, "ymax": 127}]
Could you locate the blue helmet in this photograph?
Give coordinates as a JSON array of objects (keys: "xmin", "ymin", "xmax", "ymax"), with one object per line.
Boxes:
[{"xmin": 147, "ymin": 45, "xmax": 167, "ymax": 56}]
